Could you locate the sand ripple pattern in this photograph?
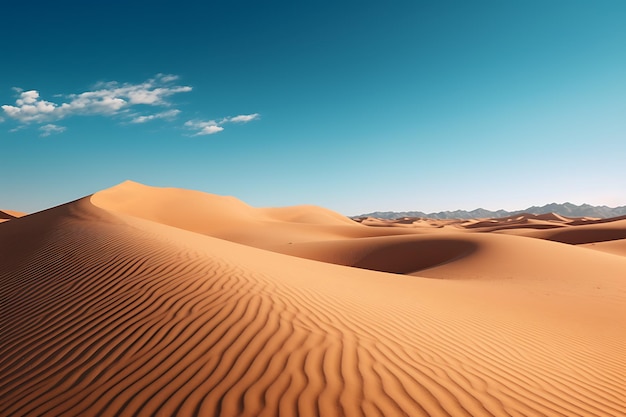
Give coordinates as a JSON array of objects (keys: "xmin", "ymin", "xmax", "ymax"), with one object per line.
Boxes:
[{"xmin": 1, "ymin": 201, "xmax": 624, "ymax": 417}]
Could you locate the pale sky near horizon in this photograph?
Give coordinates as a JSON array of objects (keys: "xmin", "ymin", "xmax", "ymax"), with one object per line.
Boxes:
[{"xmin": 2, "ymin": 0, "xmax": 625, "ymax": 216}]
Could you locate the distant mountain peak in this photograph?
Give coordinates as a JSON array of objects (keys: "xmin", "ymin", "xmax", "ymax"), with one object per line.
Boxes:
[{"xmin": 355, "ymin": 202, "xmax": 626, "ymax": 220}]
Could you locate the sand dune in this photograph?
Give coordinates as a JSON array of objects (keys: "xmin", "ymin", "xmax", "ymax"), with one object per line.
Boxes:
[
  {"xmin": 358, "ymin": 216, "xmax": 466, "ymax": 229},
  {"xmin": 91, "ymin": 181, "xmax": 418, "ymax": 248},
  {"xmin": 363, "ymin": 212, "xmax": 626, "ymax": 244},
  {"xmin": 499, "ymin": 217, "xmax": 626, "ymax": 244},
  {"xmin": 0, "ymin": 209, "xmax": 25, "ymax": 223},
  {"xmin": 1, "ymin": 182, "xmax": 625, "ymax": 416},
  {"xmin": 581, "ymin": 238, "xmax": 626, "ymax": 257}
]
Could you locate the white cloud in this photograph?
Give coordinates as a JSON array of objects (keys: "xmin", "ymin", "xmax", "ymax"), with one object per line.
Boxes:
[
  {"xmin": 131, "ymin": 109, "xmax": 181, "ymax": 123},
  {"xmin": 184, "ymin": 113, "xmax": 260, "ymax": 136},
  {"xmin": 200, "ymin": 125, "xmax": 224, "ymax": 135},
  {"xmin": 39, "ymin": 124, "xmax": 66, "ymax": 137},
  {"xmin": 3, "ymin": 75, "xmax": 260, "ymax": 137},
  {"xmin": 157, "ymin": 74, "xmax": 179, "ymax": 83},
  {"xmin": 226, "ymin": 113, "xmax": 260, "ymax": 123},
  {"xmin": 125, "ymin": 86, "xmax": 192, "ymax": 105},
  {"xmin": 1, "ymin": 74, "xmax": 192, "ymax": 124},
  {"xmin": 184, "ymin": 120, "xmax": 224, "ymax": 135},
  {"xmin": 2, "ymin": 91, "xmax": 57, "ymax": 122},
  {"xmin": 16, "ymin": 90, "xmax": 40, "ymax": 105}
]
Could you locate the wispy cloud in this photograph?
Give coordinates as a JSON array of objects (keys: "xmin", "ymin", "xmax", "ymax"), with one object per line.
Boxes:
[
  {"xmin": 226, "ymin": 113, "xmax": 260, "ymax": 123},
  {"xmin": 184, "ymin": 120, "xmax": 224, "ymax": 135},
  {"xmin": 185, "ymin": 113, "xmax": 260, "ymax": 136},
  {"xmin": 1, "ymin": 74, "xmax": 191, "ymax": 125},
  {"xmin": 131, "ymin": 109, "xmax": 181, "ymax": 124},
  {"xmin": 158, "ymin": 74, "xmax": 180, "ymax": 83},
  {"xmin": 39, "ymin": 124, "xmax": 66, "ymax": 137}
]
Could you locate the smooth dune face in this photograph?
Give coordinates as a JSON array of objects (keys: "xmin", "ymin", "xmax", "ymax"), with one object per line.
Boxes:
[
  {"xmin": 581, "ymin": 238, "xmax": 626, "ymax": 256},
  {"xmin": 1, "ymin": 182, "xmax": 625, "ymax": 417},
  {"xmin": 91, "ymin": 181, "xmax": 378, "ymax": 248}
]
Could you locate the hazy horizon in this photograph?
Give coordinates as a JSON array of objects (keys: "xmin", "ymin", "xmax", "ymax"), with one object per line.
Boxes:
[{"xmin": 4, "ymin": 178, "xmax": 626, "ymax": 218}]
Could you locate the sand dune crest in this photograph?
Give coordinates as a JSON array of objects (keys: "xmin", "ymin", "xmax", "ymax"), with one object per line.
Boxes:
[{"xmin": 0, "ymin": 209, "xmax": 25, "ymax": 223}]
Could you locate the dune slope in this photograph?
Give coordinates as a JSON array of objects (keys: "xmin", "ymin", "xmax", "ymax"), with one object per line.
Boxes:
[
  {"xmin": 90, "ymin": 181, "xmax": 415, "ymax": 249},
  {"xmin": 1, "ymin": 184, "xmax": 625, "ymax": 417},
  {"xmin": 509, "ymin": 218, "xmax": 626, "ymax": 244},
  {"xmin": 0, "ymin": 209, "xmax": 25, "ymax": 223}
]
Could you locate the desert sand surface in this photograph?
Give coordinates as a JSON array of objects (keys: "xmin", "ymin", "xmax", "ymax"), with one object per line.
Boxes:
[
  {"xmin": 1, "ymin": 181, "xmax": 625, "ymax": 417},
  {"xmin": 0, "ymin": 209, "xmax": 25, "ymax": 223},
  {"xmin": 581, "ymin": 238, "xmax": 626, "ymax": 257}
]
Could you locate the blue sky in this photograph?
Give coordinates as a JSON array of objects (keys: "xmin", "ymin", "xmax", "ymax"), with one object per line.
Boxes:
[{"xmin": 2, "ymin": 0, "xmax": 625, "ymax": 215}]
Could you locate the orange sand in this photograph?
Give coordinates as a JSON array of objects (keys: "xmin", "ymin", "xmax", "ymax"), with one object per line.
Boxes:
[
  {"xmin": 1, "ymin": 181, "xmax": 624, "ymax": 416},
  {"xmin": 0, "ymin": 209, "xmax": 25, "ymax": 223}
]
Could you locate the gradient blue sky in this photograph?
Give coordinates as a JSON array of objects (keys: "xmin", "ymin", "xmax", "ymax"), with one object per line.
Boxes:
[{"xmin": 2, "ymin": 0, "xmax": 625, "ymax": 215}]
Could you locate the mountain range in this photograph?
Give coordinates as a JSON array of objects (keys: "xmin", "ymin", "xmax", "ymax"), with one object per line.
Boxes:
[{"xmin": 355, "ymin": 202, "xmax": 626, "ymax": 220}]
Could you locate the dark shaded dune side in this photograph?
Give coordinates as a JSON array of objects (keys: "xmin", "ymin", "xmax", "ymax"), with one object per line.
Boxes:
[
  {"xmin": 0, "ymin": 211, "xmax": 17, "ymax": 220},
  {"xmin": 540, "ymin": 227, "xmax": 626, "ymax": 244},
  {"xmin": 467, "ymin": 223, "xmax": 564, "ymax": 232},
  {"xmin": 506, "ymin": 219, "xmax": 626, "ymax": 244},
  {"xmin": 544, "ymin": 228, "xmax": 626, "ymax": 245},
  {"xmin": 352, "ymin": 238, "xmax": 477, "ymax": 274},
  {"xmin": 0, "ymin": 209, "xmax": 25, "ymax": 223},
  {"xmin": 269, "ymin": 235, "xmax": 478, "ymax": 275}
]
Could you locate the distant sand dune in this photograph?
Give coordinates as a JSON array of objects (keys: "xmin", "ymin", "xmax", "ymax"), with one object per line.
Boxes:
[
  {"xmin": 500, "ymin": 218, "xmax": 626, "ymax": 244},
  {"xmin": 1, "ymin": 182, "xmax": 625, "ymax": 416}
]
